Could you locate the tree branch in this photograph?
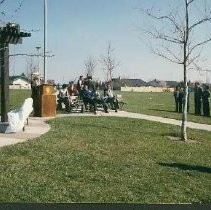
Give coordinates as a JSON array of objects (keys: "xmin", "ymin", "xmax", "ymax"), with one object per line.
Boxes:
[
  {"xmin": 9, "ymin": 53, "xmax": 55, "ymax": 58},
  {"xmin": 187, "ymin": 0, "xmax": 194, "ymax": 6},
  {"xmin": 189, "ymin": 16, "xmax": 211, "ymax": 31},
  {"xmin": 142, "ymin": 8, "xmax": 184, "ymax": 35},
  {"xmin": 161, "ymin": 45, "xmax": 183, "ymax": 63},
  {"xmin": 187, "ymin": 37, "xmax": 211, "ymax": 57},
  {"xmin": 152, "ymin": 48, "xmax": 183, "ymax": 64},
  {"xmin": 191, "ymin": 61, "xmax": 211, "ymax": 72},
  {"xmin": 143, "ymin": 29, "xmax": 183, "ymax": 44},
  {"xmin": 187, "ymin": 52, "xmax": 201, "ymax": 66}
]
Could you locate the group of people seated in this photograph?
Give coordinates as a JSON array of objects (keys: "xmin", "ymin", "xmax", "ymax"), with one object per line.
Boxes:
[{"xmin": 57, "ymin": 75, "xmax": 119, "ymax": 114}]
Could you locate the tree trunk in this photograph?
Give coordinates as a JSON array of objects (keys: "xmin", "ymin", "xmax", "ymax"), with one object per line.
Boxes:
[
  {"xmin": 181, "ymin": 0, "xmax": 189, "ymax": 141},
  {"xmin": 181, "ymin": 81, "xmax": 188, "ymax": 141},
  {"xmin": 181, "ymin": 42, "xmax": 188, "ymax": 141}
]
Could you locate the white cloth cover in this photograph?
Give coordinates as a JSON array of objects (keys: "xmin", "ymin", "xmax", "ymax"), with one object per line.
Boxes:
[{"xmin": 5, "ymin": 98, "xmax": 33, "ymax": 133}]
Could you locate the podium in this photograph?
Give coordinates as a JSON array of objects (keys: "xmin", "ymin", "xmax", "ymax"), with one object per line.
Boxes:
[
  {"xmin": 40, "ymin": 84, "xmax": 56, "ymax": 117},
  {"xmin": 33, "ymin": 84, "xmax": 56, "ymax": 117}
]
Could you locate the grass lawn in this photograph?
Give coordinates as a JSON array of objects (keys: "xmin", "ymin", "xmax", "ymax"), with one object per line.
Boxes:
[
  {"xmin": 0, "ymin": 89, "xmax": 210, "ymax": 203},
  {"xmin": 1, "ymin": 89, "xmax": 211, "ymax": 124},
  {"xmin": 0, "ymin": 116, "xmax": 210, "ymax": 203},
  {"xmin": 119, "ymin": 91, "xmax": 211, "ymax": 125},
  {"xmin": 8, "ymin": 89, "xmax": 31, "ymax": 111}
]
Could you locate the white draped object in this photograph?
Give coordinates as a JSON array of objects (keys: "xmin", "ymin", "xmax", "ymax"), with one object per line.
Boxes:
[{"xmin": 5, "ymin": 98, "xmax": 33, "ymax": 133}]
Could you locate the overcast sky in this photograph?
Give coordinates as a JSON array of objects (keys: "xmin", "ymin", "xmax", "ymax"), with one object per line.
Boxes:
[{"xmin": 1, "ymin": 0, "xmax": 211, "ymax": 83}]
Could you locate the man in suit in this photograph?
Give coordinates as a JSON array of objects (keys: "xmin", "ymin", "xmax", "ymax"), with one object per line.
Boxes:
[
  {"xmin": 194, "ymin": 82, "xmax": 203, "ymax": 115},
  {"xmin": 202, "ymin": 85, "xmax": 210, "ymax": 117},
  {"xmin": 81, "ymin": 85, "xmax": 108, "ymax": 114}
]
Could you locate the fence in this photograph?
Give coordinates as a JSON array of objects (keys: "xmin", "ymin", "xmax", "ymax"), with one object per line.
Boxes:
[
  {"xmin": 121, "ymin": 86, "xmax": 174, "ymax": 92},
  {"xmin": 9, "ymin": 84, "xmax": 31, "ymax": 90}
]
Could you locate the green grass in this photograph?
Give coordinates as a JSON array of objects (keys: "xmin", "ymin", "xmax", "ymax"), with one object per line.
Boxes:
[
  {"xmin": 118, "ymin": 91, "xmax": 211, "ymax": 125},
  {"xmin": 0, "ymin": 117, "xmax": 210, "ymax": 203},
  {"xmin": 1, "ymin": 89, "xmax": 210, "ymax": 125},
  {"xmin": 2, "ymin": 89, "xmax": 31, "ymax": 111},
  {"xmin": 0, "ymin": 90, "xmax": 210, "ymax": 202}
]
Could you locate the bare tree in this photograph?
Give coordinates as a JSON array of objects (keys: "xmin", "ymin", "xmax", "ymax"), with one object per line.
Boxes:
[
  {"xmin": 140, "ymin": 0, "xmax": 211, "ymax": 141},
  {"xmin": 84, "ymin": 56, "xmax": 97, "ymax": 77},
  {"xmin": 10, "ymin": 53, "xmax": 54, "ymax": 80},
  {"xmin": 100, "ymin": 43, "xmax": 119, "ymax": 85},
  {"xmin": 25, "ymin": 56, "xmax": 36, "ymax": 80}
]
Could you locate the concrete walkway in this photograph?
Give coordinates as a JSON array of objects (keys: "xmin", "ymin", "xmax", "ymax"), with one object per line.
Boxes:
[
  {"xmin": 0, "ymin": 117, "xmax": 51, "ymax": 148},
  {"xmin": 0, "ymin": 111, "xmax": 210, "ymax": 148}
]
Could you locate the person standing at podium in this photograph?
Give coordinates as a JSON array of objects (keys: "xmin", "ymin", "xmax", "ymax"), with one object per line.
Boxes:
[{"xmin": 31, "ymin": 75, "xmax": 41, "ymax": 116}]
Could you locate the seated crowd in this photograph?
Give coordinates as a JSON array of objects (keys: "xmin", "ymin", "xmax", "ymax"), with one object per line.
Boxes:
[{"xmin": 57, "ymin": 75, "xmax": 119, "ymax": 114}]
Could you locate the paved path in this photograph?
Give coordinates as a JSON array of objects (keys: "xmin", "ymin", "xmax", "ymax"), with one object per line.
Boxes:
[
  {"xmin": 0, "ymin": 111, "xmax": 210, "ymax": 148},
  {"xmin": 0, "ymin": 117, "xmax": 51, "ymax": 148}
]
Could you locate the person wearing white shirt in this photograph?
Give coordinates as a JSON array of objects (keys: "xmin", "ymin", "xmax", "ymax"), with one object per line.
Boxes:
[
  {"xmin": 57, "ymin": 84, "xmax": 70, "ymax": 112},
  {"xmin": 104, "ymin": 84, "xmax": 119, "ymax": 112}
]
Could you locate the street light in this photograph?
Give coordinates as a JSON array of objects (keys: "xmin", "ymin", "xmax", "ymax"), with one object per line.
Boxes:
[
  {"xmin": 36, "ymin": 46, "xmax": 41, "ymax": 73},
  {"xmin": 44, "ymin": 0, "xmax": 47, "ymax": 83}
]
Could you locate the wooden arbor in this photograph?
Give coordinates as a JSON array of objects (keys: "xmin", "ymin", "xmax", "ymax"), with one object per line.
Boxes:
[{"xmin": 0, "ymin": 23, "xmax": 31, "ymax": 122}]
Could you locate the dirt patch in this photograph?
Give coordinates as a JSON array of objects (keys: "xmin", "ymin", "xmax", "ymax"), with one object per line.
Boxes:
[{"xmin": 167, "ymin": 135, "xmax": 198, "ymax": 144}]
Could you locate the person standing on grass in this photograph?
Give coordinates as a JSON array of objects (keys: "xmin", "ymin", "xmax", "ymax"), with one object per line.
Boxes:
[
  {"xmin": 202, "ymin": 85, "xmax": 210, "ymax": 117},
  {"xmin": 173, "ymin": 86, "xmax": 180, "ymax": 112},
  {"xmin": 186, "ymin": 81, "xmax": 191, "ymax": 113},
  {"xmin": 178, "ymin": 87, "xmax": 184, "ymax": 113},
  {"xmin": 194, "ymin": 82, "xmax": 203, "ymax": 115}
]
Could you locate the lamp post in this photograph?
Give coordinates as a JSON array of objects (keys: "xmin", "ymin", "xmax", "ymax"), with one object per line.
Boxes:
[
  {"xmin": 44, "ymin": 0, "xmax": 47, "ymax": 83},
  {"xmin": 36, "ymin": 46, "xmax": 41, "ymax": 73}
]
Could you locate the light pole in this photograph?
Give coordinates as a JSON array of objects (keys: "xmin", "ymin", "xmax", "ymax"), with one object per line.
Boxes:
[
  {"xmin": 36, "ymin": 46, "xmax": 41, "ymax": 73},
  {"xmin": 44, "ymin": 0, "xmax": 47, "ymax": 83}
]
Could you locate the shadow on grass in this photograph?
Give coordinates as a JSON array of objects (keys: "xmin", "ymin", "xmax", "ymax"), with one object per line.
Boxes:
[
  {"xmin": 163, "ymin": 132, "xmax": 179, "ymax": 136},
  {"xmin": 158, "ymin": 162, "xmax": 211, "ymax": 174},
  {"xmin": 148, "ymin": 108, "xmax": 177, "ymax": 113}
]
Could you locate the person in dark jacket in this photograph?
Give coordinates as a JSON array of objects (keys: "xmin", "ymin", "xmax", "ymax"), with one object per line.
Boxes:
[
  {"xmin": 202, "ymin": 85, "xmax": 210, "ymax": 117},
  {"xmin": 173, "ymin": 86, "xmax": 180, "ymax": 112},
  {"xmin": 81, "ymin": 85, "xmax": 108, "ymax": 114},
  {"xmin": 194, "ymin": 82, "xmax": 203, "ymax": 115},
  {"xmin": 178, "ymin": 87, "xmax": 184, "ymax": 113},
  {"xmin": 31, "ymin": 75, "xmax": 41, "ymax": 116},
  {"xmin": 76, "ymin": 75, "xmax": 84, "ymax": 92}
]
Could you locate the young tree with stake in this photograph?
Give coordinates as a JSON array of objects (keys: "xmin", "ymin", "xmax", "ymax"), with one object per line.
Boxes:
[{"xmin": 140, "ymin": 0, "xmax": 211, "ymax": 141}]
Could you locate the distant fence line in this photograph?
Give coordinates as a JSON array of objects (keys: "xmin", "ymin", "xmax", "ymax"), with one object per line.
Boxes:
[
  {"xmin": 121, "ymin": 86, "xmax": 174, "ymax": 92},
  {"xmin": 8, "ymin": 85, "xmax": 174, "ymax": 92},
  {"xmin": 9, "ymin": 85, "xmax": 31, "ymax": 90}
]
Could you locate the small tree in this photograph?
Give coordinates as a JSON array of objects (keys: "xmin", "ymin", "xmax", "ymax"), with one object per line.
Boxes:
[
  {"xmin": 84, "ymin": 56, "xmax": 97, "ymax": 77},
  {"xmin": 140, "ymin": 0, "xmax": 211, "ymax": 141},
  {"xmin": 100, "ymin": 43, "xmax": 119, "ymax": 86},
  {"xmin": 25, "ymin": 56, "xmax": 36, "ymax": 80}
]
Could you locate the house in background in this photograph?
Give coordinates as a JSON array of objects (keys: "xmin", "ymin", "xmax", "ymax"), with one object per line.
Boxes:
[
  {"xmin": 112, "ymin": 77, "xmax": 147, "ymax": 90},
  {"xmin": 147, "ymin": 79, "xmax": 179, "ymax": 88},
  {"xmin": 9, "ymin": 75, "xmax": 31, "ymax": 89}
]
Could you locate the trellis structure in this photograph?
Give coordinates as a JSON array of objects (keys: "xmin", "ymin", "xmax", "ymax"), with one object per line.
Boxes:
[{"xmin": 0, "ymin": 22, "xmax": 31, "ymax": 122}]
